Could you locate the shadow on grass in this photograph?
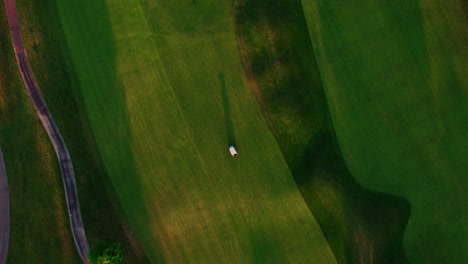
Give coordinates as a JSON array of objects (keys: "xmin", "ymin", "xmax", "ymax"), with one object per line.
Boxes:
[
  {"xmin": 219, "ymin": 72, "xmax": 237, "ymax": 147},
  {"xmin": 29, "ymin": 0, "xmax": 155, "ymax": 262},
  {"xmin": 295, "ymin": 126, "xmax": 410, "ymax": 264},
  {"xmin": 249, "ymin": 229, "xmax": 286, "ymax": 264},
  {"xmin": 231, "ymin": 0, "xmax": 411, "ymax": 263}
]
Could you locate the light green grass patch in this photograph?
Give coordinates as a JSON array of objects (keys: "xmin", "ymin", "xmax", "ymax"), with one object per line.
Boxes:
[
  {"xmin": 55, "ymin": 0, "xmax": 336, "ymax": 262},
  {"xmin": 301, "ymin": 0, "xmax": 468, "ymax": 262}
]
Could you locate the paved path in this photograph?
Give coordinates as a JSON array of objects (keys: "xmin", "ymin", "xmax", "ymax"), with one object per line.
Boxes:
[
  {"xmin": 3, "ymin": 0, "xmax": 90, "ymax": 262},
  {"xmin": 0, "ymin": 148, "xmax": 9, "ymax": 264}
]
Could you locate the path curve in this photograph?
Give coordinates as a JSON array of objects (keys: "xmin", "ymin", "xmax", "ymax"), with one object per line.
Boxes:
[
  {"xmin": 2, "ymin": 0, "xmax": 90, "ymax": 262},
  {"xmin": 0, "ymin": 148, "xmax": 9, "ymax": 264}
]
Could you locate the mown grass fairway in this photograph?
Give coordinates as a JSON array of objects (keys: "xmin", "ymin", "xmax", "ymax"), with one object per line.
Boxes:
[
  {"xmin": 55, "ymin": 0, "xmax": 336, "ymax": 262},
  {"xmin": 231, "ymin": 0, "xmax": 409, "ymax": 262},
  {"xmin": 302, "ymin": 0, "xmax": 468, "ymax": 262}
]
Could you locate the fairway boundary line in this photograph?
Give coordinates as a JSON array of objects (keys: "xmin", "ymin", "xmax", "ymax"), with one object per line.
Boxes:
[
  {"xmin": 234, "ymin": 35, "xmax": 275, "ymax": 129},
  {"xmin": 2, "ymin": 0, "xmax": 90, "ymax": 263}
]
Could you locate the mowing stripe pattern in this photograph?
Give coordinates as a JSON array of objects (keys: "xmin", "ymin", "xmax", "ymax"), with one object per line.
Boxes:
[
  {"xmin": 53, "ymin": 0, "xmax": 338, "ymax": 262},
  {"xmin": 301, "ymin": 0, "xmax": 468, "ymax": 262}
]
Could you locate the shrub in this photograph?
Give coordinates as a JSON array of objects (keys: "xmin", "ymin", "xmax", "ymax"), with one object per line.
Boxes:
[{"xmin": 88, "ymin": 241, "xmax": 123, "ymax": 264}]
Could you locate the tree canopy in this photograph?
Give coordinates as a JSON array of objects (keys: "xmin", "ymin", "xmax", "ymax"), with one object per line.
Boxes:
[{"xmin": 88, "ymin": 241, "xmax": 123, "ymax": 264}]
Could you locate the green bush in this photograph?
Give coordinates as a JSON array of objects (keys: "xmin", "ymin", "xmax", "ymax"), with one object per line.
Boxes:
[{"xmin": 88, "ymin": 241, "xmax": 123, "ymax": 264}]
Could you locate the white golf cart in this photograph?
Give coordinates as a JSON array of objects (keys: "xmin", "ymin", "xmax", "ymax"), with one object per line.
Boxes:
[{"xmin": 229, "ymin": 145, "xmax": 238, "ymax": 157}]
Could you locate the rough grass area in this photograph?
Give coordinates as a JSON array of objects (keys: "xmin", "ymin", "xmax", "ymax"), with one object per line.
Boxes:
[
  {"xmin": 231, "ymin": 0, "xmax": 411, "ymax": 263},
  {"xmin": 0, "ymin": 0, "xmax": 145, "ymax": 263},
  {"xmin": 54, "ymin": 0, "xmax": 337, "ymax": 262},
  {"xmin": 0, "ymin": 6, "xmax": 80, "ymax": 264},
  {"xmin": 458, "ymin": 0, "xmax": 468, "ymax": 18},
  {"xmin": 302, "ymin": 0, "xmax": 468, "ymax": 263}
]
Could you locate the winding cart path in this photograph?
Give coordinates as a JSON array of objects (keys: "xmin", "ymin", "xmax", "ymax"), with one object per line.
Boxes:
[{"xmin": 3, "ymin": 0, "xmax": 90, "ymax": 262}]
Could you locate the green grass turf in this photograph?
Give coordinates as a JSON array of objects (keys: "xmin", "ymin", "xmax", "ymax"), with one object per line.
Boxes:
[
  {"xmin": 458, "ymin": 0, "xmax": 468, "ymax": 18},
  {"xmin": 231, "ymin": 0, "xmax": 410, "ymax": 263},
  {"xmin": 0, "ymin": 4, "xmax": 80, "ymax": 263},
  {"xmin": 54, "ymin": 0, "xmax": 337, "ymax": 262},
  {"xmin": 0, "ymin": 0, "xmax": 145, "ymax": 262},
  {"xmin": 301, "ymin": 0, "xmax": 468, "ymax": 263}
]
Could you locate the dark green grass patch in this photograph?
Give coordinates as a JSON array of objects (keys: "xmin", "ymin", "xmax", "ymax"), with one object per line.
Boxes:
[
  {"xmin": 219, "ymin": 72, "xmax": 237, "ymax": 147},
  {"xmin": 302, "ymin": 0, "xmax": 468, "ymax": 262},
  {"xmin": 457, "ymin": 0, "xmax": 468, "ymax": 18},
  {"xmin": 231, "ymin": 0, "xmax": 410, "ymax": 263}
]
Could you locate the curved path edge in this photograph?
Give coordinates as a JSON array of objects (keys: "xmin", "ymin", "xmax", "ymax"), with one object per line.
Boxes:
[
  {"xmin": 2, "ymin": 0, "xmax": 90, "ymax": 263},
  {"xmin": 0, "ymin": 148, "xmax": 9, "ymax": 264}
]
